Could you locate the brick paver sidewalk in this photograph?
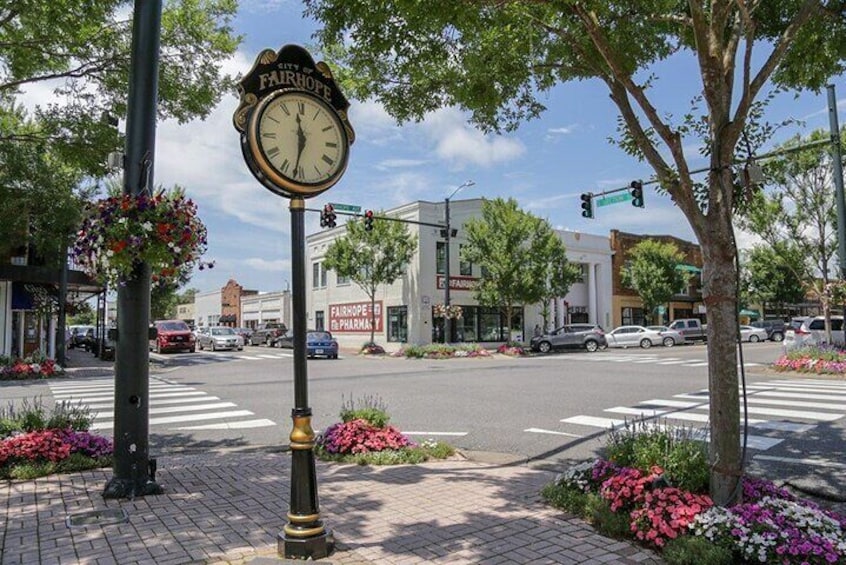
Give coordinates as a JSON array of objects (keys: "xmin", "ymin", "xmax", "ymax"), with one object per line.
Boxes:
[{"xmin": 0, "ymin": 451, "xmax": 662, "ymax": 564}]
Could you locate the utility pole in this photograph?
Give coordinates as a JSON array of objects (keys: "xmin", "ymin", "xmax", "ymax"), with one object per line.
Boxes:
[
  {"xmin": 443, "ymin": 181, "xmax": 474, "ymax": 343},
  {"xmin": 829, "ymin": 85, "xmax": 846, "ymax": 324}
]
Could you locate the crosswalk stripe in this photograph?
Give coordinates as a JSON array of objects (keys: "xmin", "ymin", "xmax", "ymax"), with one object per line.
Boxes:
[
  {"xmin": 175, "ymin": 419, "xmax": 276, "ymax": 430},
  {"xmin": 83, "ymin": 396, "xmax": 221, "ymax": 410},
  {"xmin": 51, "ymin": 390, "xmax": 209, "ymax": 402},
  {"xmin": 747, "ymin": 383, "xmax": 846, "ymax": 395},
  {"xmin": 94, "ymin": 402, "xmax": 238, "ymax": 419},
  {"xmin": 236, "ymin": 356, "xmax": 263, "ymax": 360},
  {"xmin": 674, "ymin": 392, "xmax": 846, "ymax": 412},
  {"xmin": 90, "ymin": 409, "xmax": 255, "ymax": 430},
  {"xmin": 605, "ymin": 406, "xmax": 815, "ymax": 432}
]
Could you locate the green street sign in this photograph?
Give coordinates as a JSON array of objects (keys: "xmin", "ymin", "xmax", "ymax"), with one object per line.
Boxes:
[
  {"xmin": 596, "ymin": 193, "xmax": 632, "ymax": 207},
  {"xmin": 329, "ymin": 202, "xmax": 361, "ymax": 213}
]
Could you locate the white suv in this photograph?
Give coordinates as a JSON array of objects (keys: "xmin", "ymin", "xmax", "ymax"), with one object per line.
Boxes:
[{"xmin": 784, "ymin": 315, "xmax": 844, "ymax": 350}]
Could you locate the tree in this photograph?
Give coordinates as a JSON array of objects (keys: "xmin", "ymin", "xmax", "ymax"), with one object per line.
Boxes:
[
  {"xmin": 304, "ymin": 0, "xmax": 845, "ymax": 504},
  {"xmin": 323, "ymin": 213, "xmax": 417, "ymax": 346},
  {"xmin": 741, "ymin": 244, "xmax": 808, "ymax": 318},
  {"xmin": 0, "ymin": 1, "xmax": 240, "ymax": 268},
  {"xmin": 621, "ymin": 240, "xmax": 690, "ymax": 325},
  {"xmin": 461, "ymin": 198, "xmax": 578, "ymax": 337},
  {"xmin": 739, "ymin": 128, "xmax": 846, "ymax": 340}
]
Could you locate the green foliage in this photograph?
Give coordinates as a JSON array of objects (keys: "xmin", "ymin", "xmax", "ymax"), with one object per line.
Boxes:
[
  {"xmin": 605, "ymin": 418, "xmax": 710, "ymax": 494},
  {"xmin": 316, "ymin": 440, "xmax": 454, "ymax": 466},
  {"xmin": 620, "ymin": 240, "xmax": 690, "ymax": 324},
  {"xmin": 323, "ymin": 212, "xmax": 416, "ymax": 344},
  {"xmin": 0, "ymin": 397, "xmax": 93, "ymax": 437},
  {"xmin": 541, "ymin": 482, "xmax": 593, "ymax": 518},
  {"xmin": 588, "ymin": 496, "xmax": 632, "ymax": 540},
  {"xmin": 1, "ymin": 454, "xmax": 112, "ymax": 481},
  {"xmin": 741, "ymin": 243, "xmax": 808, "ymax": 310},
  {"xmin": 662, "ymin": 534, "xmax": 736, "ymax": 565},
  {"xmin": 461, "ymin": 198, "xmax": 574, "ymax": 332},
  {"xmin": 339, "ymin": 394, "xmax": 390, "ymax": 428},
  {"xmin": 398, "ymin": 343, "xmax": 489, "ymax": 359}
]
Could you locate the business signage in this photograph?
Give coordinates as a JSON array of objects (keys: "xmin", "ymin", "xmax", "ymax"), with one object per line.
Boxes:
[
  {"xmin": 436, "ymin": 275, "xmax": 479, "ymax": 291},
  {"xmin": 329, "ymin": 300, "xmax": 383, "ymax": 333}
]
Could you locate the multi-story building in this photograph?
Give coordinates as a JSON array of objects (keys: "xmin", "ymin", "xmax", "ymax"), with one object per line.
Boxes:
[
  {"xmin": 307, "ymin": 199, "xmax": 613, "ymax": 352},
  {"xmin": 193, "ymin": 279, "xmax": 257, "ymax": 328},
  {"xmin": 241, "ymin": 290, "xmax": 292, "ymax": 329},
  {"xmin": 609, "ymin": 229, "xmax": 704, "ymax": 327}
]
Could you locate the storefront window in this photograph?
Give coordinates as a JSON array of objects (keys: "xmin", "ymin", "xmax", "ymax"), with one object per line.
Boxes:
[
  {"xmin": 436, "ymin": 242, "xmax": 446, "ymax": 274},
  {"xmin": 621, "ymin": 307, "xmax": 645, "ymax": 326},
  {"xmin": 387, "ymin": 306, "xmax": 407, "ymax": 342}
]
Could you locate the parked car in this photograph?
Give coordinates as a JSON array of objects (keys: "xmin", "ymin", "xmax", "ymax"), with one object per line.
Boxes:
[
  {"xmin": 646, "ymin": 325, "xmax": 685, "ymax": 347},
  {"xmin": 739, "ymin": 325, "xmax": 769, "ymax": 343},
  {"xmin": 784, "ymin": 315, "xmax": 845, "ymax": 350},
  {"xmin": 606, "ymin": 325, "xmax": 667, "ymax": 349},
  {"xmin": 529, "ymin": 324, "xmax": 607, "ymax": 353},
  {"xmin": 197, "ymin": 326, "xmax": 244, "ymax": 351},
  {"xmin": 68, "ymin": 325, "xmax": 95, "ymax": 349},
  {"xmin": 149, "ymin": 320, "xmax": 196, "ymax": 354},
  {"xmin": 277, "ymin": 330, "xmax": 339, "ymax": 359},
  {"xmin": 750, "ymin": 319, "xmax": 787, "ymax": 342},
  {"xmin": 668, "ymin": 319, "xmax": 707, "ymax": 342},
  {"xmin": 249, "ymin": 322, "xmax": 288, "ymax": 346}
]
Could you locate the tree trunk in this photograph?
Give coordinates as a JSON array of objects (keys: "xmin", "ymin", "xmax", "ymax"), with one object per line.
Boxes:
[
  {"xmin": 700, "ymin": 230, "xmax": 742, "ymax": 506},
  {"xmin": 369, "ymin": 294, "xmax": 376, "ymax": 345}
]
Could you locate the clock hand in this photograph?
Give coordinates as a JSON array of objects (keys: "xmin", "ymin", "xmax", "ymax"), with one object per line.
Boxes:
[{"xmin": 294, "ymin": 113, "xmax": 307, "ymax": 177}]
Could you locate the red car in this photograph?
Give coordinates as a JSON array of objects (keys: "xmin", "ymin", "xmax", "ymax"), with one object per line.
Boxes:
[{"xmin": 149, "ymin": 320, "xmax": 196, "ymax": 354}]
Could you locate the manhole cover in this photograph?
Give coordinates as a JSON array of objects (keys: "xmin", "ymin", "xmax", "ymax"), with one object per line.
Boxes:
[{"xmin": 66, "ymin": 508, "xmax": 129, "ymax": 528}]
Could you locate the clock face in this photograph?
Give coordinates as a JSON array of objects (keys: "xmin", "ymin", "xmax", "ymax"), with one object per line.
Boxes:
[{"xmin": 248, "ymin": 90, "xmax": 349, "ymax": 195}]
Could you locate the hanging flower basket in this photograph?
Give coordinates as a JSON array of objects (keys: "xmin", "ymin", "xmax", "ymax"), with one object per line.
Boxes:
[
  {"xmin": 433, "ymin": 304, "xmax": 463, "ymax": 319},
  {"xmin": 73, "ymin": 189, "xmax": 210, "ymax": 288}
]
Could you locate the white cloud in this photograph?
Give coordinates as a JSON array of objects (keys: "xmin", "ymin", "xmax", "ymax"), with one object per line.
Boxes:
[
  {"xmin": 421, "ymin": 108, "xmax": 525, "ymax": 167},
  {"xmin": 375, "ymin": 158, "xmax": 429, "ymax": 170},
  {"xmin": 242, "ymin": 257, "xmax": 291, "ymax": 271}
]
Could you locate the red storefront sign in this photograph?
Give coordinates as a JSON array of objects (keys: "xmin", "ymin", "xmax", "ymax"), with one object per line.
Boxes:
[
  {"xmin": 329, "ymin": 300, "xmax": 383, "ymax": 333},
  {"xmin": 436, "ymin": 275, "xmax": 479, "ymax": 290}
]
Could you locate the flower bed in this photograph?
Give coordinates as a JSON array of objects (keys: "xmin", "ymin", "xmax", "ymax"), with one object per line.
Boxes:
[
  {"xmin": 392, "ymin": 343, "xmax": 492, "ymax": 359},
  {"xmin": 774, "ymin": 346, "xmax": 846, "ymax": 375},
  {"xmin": 0, "ymin": 354, "xmax": 64, "ymax": 380}
]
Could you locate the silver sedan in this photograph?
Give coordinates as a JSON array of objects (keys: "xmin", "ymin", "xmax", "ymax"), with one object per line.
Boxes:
[
  {"xmin": 739, "ymin": 325, "xmax": 768, "ymax": 343},
  {"xmin": 607, "ymin": 325, "xmax": 675, "ymax": 349}
]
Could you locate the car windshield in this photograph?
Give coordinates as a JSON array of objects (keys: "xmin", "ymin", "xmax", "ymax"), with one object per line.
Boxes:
[
  {"xmin": 212, "ymin": 328, "xmax": 235, "ymax": 336},
  {"xmin": 307, "ymin": 332, "xmax": 332, "ymax": 341},
  {"xmin": 159, "ymin": 322, "xmax": 189, "ymax": 332}
]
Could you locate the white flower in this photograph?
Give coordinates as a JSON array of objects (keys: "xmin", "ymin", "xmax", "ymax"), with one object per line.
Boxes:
[{"xmin": 141, "ymin": 221, "xmax": 153, "ymax": 231}]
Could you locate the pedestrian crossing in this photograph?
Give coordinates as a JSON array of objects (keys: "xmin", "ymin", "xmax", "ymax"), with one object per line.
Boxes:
[
  {"xmin": 538, "ymin": 379, "xmax": 846, "ymax": 454},
  {"xmin": 532, "ymin": 351, "xmax": 760, "ymax": 369},
  {"xmin": 152, "ymin": 350, "xmax": 295, "ymax": 366},
  {"xmin": 48, "ymin": 377, "xmax": 276, "ymax": 432}
]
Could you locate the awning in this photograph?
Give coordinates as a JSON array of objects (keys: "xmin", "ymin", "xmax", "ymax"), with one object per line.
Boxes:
[
  {"xmin": 676, "ymin": 264, "xmax": 702, "ymax": 273},
  {"xmin": 739, "ymin": 309, "xmax": 760, "ymax": 318}
]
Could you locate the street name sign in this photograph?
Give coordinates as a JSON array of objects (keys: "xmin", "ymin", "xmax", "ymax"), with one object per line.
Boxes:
[
  {"xmin": 330, "ymin": 202, "xmax": 361, "ymax": 213},
  {"xmin": 596, "ymin": 193, "xmax": 633, "ymax": 207}
]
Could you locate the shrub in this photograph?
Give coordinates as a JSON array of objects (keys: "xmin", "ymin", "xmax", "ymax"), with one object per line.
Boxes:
[
  {"xmin": 0, "ymin": 397, "xmax": 93, "ymax": 437},
  {"xmin": 318, "ymin": 419, "xmax": 414, "ymax": 455},
  {"xmin": 496, "ymin": 342, "xmax": 526, "ymax": 356},
  {"xmin": 339, "ymin": 394, "xmax": 390, "ymax": 428},
  {"xmin": 629, "ymin": 487, "xmax": 713, "ymax": 548},
  {"xmin": 394, "ymin": 343, "xmax": 491, "ymax": 359},
  {"xmin": 0, "ymin": 354, "xmax": 65, "ymax": 380},
  {"xmin": 662, "ymin": 535, "xmax": 735, "ymax": 565},
  {"xmin": 774, "ymin": 345, "xmax": 846, "ymax": 374},
  {"xmin": 588, "ymin": 495, "xmax": 632, "ymax": 539},
  {"xmin": 605, "ymin": 417, "xmax": 709, "ymax": 493},
  {"xmin": 360, "ymin": 342, "xmax": 386, "ymax": 355},
  {"xmin": 541, "ymin": 482, "xmax": 593, "ymax": 517}
]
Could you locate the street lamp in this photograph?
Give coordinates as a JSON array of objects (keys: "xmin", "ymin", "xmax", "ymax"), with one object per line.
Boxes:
[{"xmin": 443, "ymin": 180, "xmax": 475, "ymax": 343}]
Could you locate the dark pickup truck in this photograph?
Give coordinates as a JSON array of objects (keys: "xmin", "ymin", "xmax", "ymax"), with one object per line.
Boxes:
[{"xmin": 249, "ymin": 322, "xmax": 288, "ymax": 346}]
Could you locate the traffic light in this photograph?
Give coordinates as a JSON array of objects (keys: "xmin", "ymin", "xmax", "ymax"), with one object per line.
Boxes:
[
  {"xmin": 364, "ymin": 209, "xmax": 374, "ymax": 231},
  {"xmin": 630, "ymin": 180, "xmax": 644, "ymax": 208},
  {"xmin": 320, "ymin": 204, "xmax": 336, "ymax": 228},
  {"xmin": 580, "ymin": 193, "xmax": 593, "ymax": 219}
]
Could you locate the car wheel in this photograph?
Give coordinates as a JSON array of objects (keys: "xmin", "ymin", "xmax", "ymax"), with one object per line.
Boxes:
[
  {"xmin": 639, "ymin": 338, "xmax": 652, "ymax": 349},
  {"xmin": 198, "ymin": 341, "xmax": 204, "ymax": 351},
  {"xmin": 266, "ymin": 336, "xmax": 274, "ymax": 347},
  {"xmin": 189, "ymin": 346, "xmax": 196, "ymax": 353},
  {"xmin": 584, "ymin": 340, "xmax": 599, "ymax": 352},
  {"xmin": 750, "ymin": 335, "xmax": 760, "ymax": 343},
  {"xmin": 237, "ymin": 346, "xmax": 243, "ymax": 351},
  {"xmin": 662, "ymin": 337, "xmax": 675, "ymax": 347},
  {"xmin": 537, "ymin": 341, "xmax": 552, "ymax": 354},
  {"xmin": 771, "ymin": 332, "xmax": 784, "ymax": 342},
  {"xmin": 211, "ymin": 341, "xmax": 217, "ymax": 351}
]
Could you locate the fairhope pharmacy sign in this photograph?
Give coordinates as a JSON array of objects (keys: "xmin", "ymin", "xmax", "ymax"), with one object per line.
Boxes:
[{"xmin": 329, "ymin": 300, "xmax": 383, "ymax": 333}]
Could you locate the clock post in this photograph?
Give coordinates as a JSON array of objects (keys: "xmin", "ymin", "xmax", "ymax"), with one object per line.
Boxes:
[{"xmin": 233, "ymin": 45, "xmax": 354, "ymax": 560}]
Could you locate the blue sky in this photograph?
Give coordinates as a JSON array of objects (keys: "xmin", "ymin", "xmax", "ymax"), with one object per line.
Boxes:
[{"xmin": 91, "ymin": 2, "xmax": 846, "ymax": 293}]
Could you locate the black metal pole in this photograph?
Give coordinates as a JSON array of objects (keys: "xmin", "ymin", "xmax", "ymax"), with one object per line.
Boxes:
[
  {"xmin": 56, "ymin": 244, "xmax": 69, "ymax": 366},
  {"xmin": 280, "ymin": 197, "xmax": 332, "ymax": 559},
  {"xmin": 103, "ymin": 0, "xmax": 163, "ymax": 499},
  {"xmin": 444, "ymin": 197, "xmax": 451, "ymax": 344}
]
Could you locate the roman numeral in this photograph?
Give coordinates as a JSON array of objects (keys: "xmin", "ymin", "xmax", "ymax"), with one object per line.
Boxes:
[
  {"xmin": 266, "ymin": 115, "xmax": 280, "ymax": 123},
  {"xmin": 279, "ymin": 104, "xmax": 290, "ymax": 116},
  {"xmin": 297, "ymin": 102, "xmax": 305, "ymax": 114},
  {"xmin": 262, "ymin": 132, "xmax": 277, "ymax": 139},
  {"xmin": 325, "ymin": 141, "xmax": 337, "ymax": 148},
  {"xmin": 321, "ymin": 155, "xmax": 334, "ymax": 166},
  {"xmin": 321, "ymin": 125, "xmax": 333, "ymax": 132},
  {"xmin": 280, "ymin": 159, "xmax": 290, "ymax": 174},
  {"xmin": 267, "ymin": 147, "xmax": 280, "ymax": 157}
]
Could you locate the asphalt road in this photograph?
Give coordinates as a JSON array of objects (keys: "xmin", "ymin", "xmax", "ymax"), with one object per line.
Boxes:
[{"xmin": 27, "ymin": 340, "xmax": 845, "ymax": 492}]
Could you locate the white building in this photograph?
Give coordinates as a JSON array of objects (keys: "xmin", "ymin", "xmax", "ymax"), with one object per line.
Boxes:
[
  {"xmin": 306, "ymin": 199, "xmax": 613, "ymax": 352},
  {"xmin": 194, "ymin": 289, "xmax": 221, "ymax": 329},
  {"xmin": 241, "ymin": 290, "xmax": 292, "ymax": 329}
]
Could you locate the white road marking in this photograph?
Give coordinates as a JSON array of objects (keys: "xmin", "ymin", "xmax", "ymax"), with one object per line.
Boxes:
[
  {"xmin": 83, "ymin": 396, "xmax": 222, "ymax": 410},
  {"xmin": 524, "ymin": 428, "xmax": 582, "ymax": 438},
  {"xmin": 91, "ymin": 409, "xmax": 255, "ymax": 430},
  {"xmin": 403, "ymin": 431, "xmax": 468, "ymax": 436},
  {"xmin": 176, "ymin": 419, "xmax": 276, "ymax": 430},
  {"xmin": 754, "ymin": 454, "xmax": 846, "ymax": 469},
  {"xmin": 605, "ymin": 406, "xmax": 814, "ymax": 432},
  {"xmin": 562, "ymin": 415, "xmax": 625, "ymax": 429},
  {"xmin": 675, "ymin": 392, "xmax": 846, "ymax": 412},
  {"xmin": 94, "ymin": 402, "xmax": 237, "ymax": 419}
]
